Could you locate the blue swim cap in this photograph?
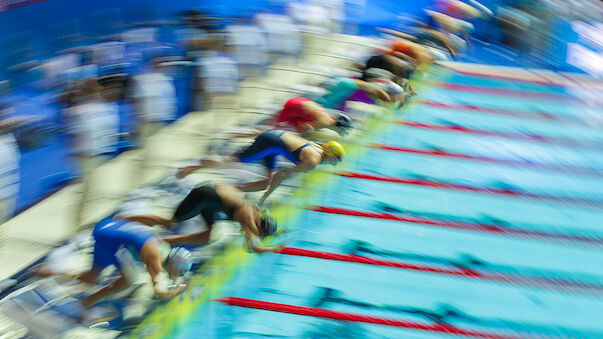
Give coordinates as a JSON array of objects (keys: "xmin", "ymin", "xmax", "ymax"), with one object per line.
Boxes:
[{"xmin": 166, "ymin": 247, "xmax": 193, "ymax": 276}]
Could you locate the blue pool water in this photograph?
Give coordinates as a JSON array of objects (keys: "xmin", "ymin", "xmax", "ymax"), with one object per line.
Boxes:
[{"xmin": 165, "ymin": 67, "xmax": 603, "ymax": 338}]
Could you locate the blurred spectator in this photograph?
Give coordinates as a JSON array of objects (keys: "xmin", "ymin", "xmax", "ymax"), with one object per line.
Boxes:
[
  {"xmin": 343, "ymin": 0, "xmax": 366, "ymax": 34},
  {"xmin": 64, "ymin": 78, "xmax": 119, "ymax": 228},
  {"xmin": 176, "ymin": 9, "xmax": 223, "ymax": 111},
  {"xmin": 0, "ymin": 102, "xmax": 23, "ymax": 222},
  {"xmin": 41, "ymin": 53, "xmax": 81, "ymax": 90},
  {"xmin": 255, "ymin": 13, "xmax": 302, "ymax": 61},
  {"xmin": 288, "ymin": 2, "xmax": 331, "ymax": 34},
  {"xmin": 60, "ymin": 50, "xmax": 100, "ymax": 106},
  {"xmin": 122, "ymin": 27, "xmax": 157, "ymax": 44},
  {"xmin": 176, "ymin": 10, "xmax": 221, "ymax": 54},
  {"xmin": 307, "ymin": 0, "xmax": 345, "ymax": 33},
  {"xmin": 225, "ymin": 18, "xmax": 268, "ymax": 77},
  {"xmin": 198, "ymin": 39, "xmax": 239, "ymax": 109},
  {"xmin": 130, "ymin": 56, "xmax": 177, "ymax": 138}
]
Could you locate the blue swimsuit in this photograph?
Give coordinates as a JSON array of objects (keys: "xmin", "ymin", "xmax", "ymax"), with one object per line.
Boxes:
[
  {"xmin": 91, "ymin": 217, "xmax": 158, "ymax": 271},
  {"xmin": 237, "ymin": 130, "xmax": 311, "ymax": 170}
]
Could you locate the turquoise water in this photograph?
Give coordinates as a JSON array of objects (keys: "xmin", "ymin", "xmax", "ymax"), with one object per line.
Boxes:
[{"xmin": 171, "ymin": 70, "xmax": 603, "ymax": 338}]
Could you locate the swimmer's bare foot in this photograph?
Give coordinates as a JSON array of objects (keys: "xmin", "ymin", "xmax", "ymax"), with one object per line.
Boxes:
[
  {"xmin": 177, "ymin": 159, "xmax": 222, "ymax": 179},
  {"xmin": 30, "ymin": 263, "xmax": 55, "ymax": 277},
  {"xmin": 177, "ymin": 165, "xmax": 200, "ymax": 179},
  {"xmin": 229, "ymin": 131, "xmax": 262, "ymax": 138}
]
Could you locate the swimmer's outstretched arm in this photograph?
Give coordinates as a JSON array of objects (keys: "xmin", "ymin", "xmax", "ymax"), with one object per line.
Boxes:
[
  {"xmin": 275, "ymin": 228, "xmax": 292, "ymax": 236},
  {"xmin": 356, "ymin": 81, "xmax": 393, "ymax": 102},
  {"xmin": 155, "ymin": 283, "xmax": 188, "ymax": 299},
  {"xmin": 246, "ymin": 234, "xmax": 283, "ymax": 253},
  {"xmin": 144, "ymin": 245, "xmax": 189, "ymax": 299},
  {"xmin": 260, "ymin": 157, "xmax": 319, "ymax": 204},
  {"xmin": 258, "ymin": 168, "xmax": 294, "ymax": 205}
]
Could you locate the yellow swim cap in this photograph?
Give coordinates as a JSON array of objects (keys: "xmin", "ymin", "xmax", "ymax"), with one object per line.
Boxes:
[{"xmin": 323, "ymin": 141, "xmax": 345, "ymax": 158}]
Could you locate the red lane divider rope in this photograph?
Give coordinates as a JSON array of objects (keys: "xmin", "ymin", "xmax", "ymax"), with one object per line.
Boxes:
[
  {"xmin": 334, "ymin": 171, "xmax": 603, "ymax": 209},
  {"xmin": 368, "ymin": 144, "xmax": 602, "ymax": 178},
  {"xmin": 437, "ymin": 64, "xmax": 566, "ymax": 88},
  {"xmin": 275, "ymin": 247, "xmax": 603, "ymax": 295},
  {"xmin": 396, "ymin": 120, "xmax": 603, "ymax": 151},
  {"xmin": 277, "ymin": 247, "xmax": 478, "ymax": 276},
  {"xmin": 308, "ymin": 205, "xmax": 603, "ymax": 246},
  {"xmin": 215, "ymin": 296, "xmax": 522, "ymax": 339},
  {"xmin": 440, "ymin": 64, "xmax": 603, "ymax": 94},
  {"xmin": 414, "ymin": 99, "xmax": 599, "ymax": 129},
  {"xmin": 430, "ymin": 81, "xmax": 574, "ymax": 102}
]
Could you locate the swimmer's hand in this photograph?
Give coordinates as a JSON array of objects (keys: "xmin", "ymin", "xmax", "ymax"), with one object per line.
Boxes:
[
  {"xmin": 371, "ymin": 88, "xmax": 393, "ymax": 102},
  {"xmin": 155, "ymin": 281, "xmax": 188, "ymax": 299},
  {"xmin": 248, "ymin": 236, "xmax": 284, "ymax": 253},
  {"xmin": 409, "ymin": 86, "xmax": 417, "ymax": 97},
  {"xmin": 275, "ymin": 228, "xmax": 293, "ymax": 236}
]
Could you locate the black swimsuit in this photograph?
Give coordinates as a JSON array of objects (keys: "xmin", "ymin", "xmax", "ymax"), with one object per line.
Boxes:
[{"xmin": 173, "ymin": 184, "xmax": 235, "ymax": 226}]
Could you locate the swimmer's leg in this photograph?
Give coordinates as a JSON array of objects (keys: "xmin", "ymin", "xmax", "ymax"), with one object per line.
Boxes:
[
  {"xmin": 80, "ymin": 275, "xmax": 128, "ymax": 308},
  {"xmin": 177, "ymin": 156, "xmax": 237, "ymax": 179},
  {"xmin": 164, "ymin": 229, "xmax": 212, "ymax": 246},
  {"xmin": 117, "ymin": 214, "xmax": 174, "ymax": 228},
  {"xmin": 75, "ymin": 269, "xmax": 100, "ymax": 284},
  {"xmin": 235, "ymin": 178, "xmax": 271, "ymax": 192},
  {"xmin": 29, "ymin": 264, "xmax": 100, "ymax": 286},
  {"xmin": 165, "ymin": 208, "xmax": 215, "ymax": 246}
]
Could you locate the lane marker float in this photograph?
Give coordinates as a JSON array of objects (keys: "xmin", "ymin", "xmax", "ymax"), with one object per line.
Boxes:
[
  {"xmin": 308, "ymin": 205, "xmax": 603, "ymax": 246},
  {"xmin": 333, "ymin": 171, "xmax": 603, "ymax": 209},
  {"xmin": 368, "ymin": 143, "xmax": 602, "ymax": 177},
  {"xmin": 276, "ymin": 247, "xmax": 603, "ymax": 296},
  {"xmin": 429, "ymin": 81, "xmax": 580, "ymax": 103},
  {"xmin": 396, "ymin": 120, "xmax": 603, "ymax": 151},
  {"xmin": 414, "ymin": 99, "xmax": 600, "ymax": 129},
  {"xmin": 215, "ymin": 296, "xmax": 522, "ymax": 339}
]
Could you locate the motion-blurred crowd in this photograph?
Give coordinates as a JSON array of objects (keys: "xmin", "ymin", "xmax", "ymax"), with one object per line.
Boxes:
[{"xmin": 0, "ymin": 0, "xmax": 600, "ymax": 226}]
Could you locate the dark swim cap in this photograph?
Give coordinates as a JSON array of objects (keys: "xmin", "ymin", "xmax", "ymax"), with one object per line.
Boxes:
[
  {"xmin": 260, "ymin": 209, "xmax": 278, "ymax": 237},
  {"xmin": 334, "ymin": 112, "xmax": 353, "ymax": 131}
]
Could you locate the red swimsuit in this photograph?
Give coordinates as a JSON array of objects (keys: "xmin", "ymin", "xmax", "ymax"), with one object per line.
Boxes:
[{"xmin": 275, "ymin": 97, "xmax": 314, "ymax": 132}]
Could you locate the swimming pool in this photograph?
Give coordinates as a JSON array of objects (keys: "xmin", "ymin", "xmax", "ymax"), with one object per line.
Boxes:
[{"xmin": 133, "ymin": 66, "xmax": 603, "ymax": 338}]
